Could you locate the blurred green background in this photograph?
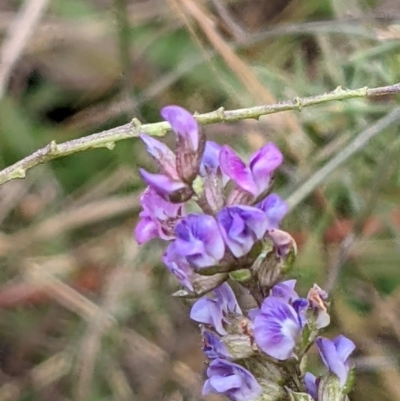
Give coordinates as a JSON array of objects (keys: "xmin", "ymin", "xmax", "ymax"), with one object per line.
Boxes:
[{"xmin": 0, "ymin": 0, "xmax": 400, "ymax": 400}]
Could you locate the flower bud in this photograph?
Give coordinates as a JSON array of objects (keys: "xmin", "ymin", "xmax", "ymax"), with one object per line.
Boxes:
[{"xmin": 161, "ymin": 105, "xmax": 206, "ymax": 184}]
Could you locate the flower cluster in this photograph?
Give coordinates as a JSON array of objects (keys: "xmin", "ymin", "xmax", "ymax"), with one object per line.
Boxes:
[{"xmin": 135, "ymin": 105, "xmax": 356, "ymax": 401}]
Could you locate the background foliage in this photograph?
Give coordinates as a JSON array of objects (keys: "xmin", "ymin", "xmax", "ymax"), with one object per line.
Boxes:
[{"xmin": 0, "ymin": 0, "xmax": 400, "ymax": 400}]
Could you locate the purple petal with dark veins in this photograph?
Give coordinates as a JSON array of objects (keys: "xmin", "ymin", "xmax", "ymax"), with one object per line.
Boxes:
[
  {"xmin": 202, "ymin": 330, "xmax": 231, "ymax": 359},
  {"xmin": 174, "ymin": 214, "xmax": 225, "ymax": 268},
  {"xmin": 214, "ymin": 282, "xmax": 242, "ymax": 315},
  {"xmin": 254, "ymin": 297, "xmax": 302, "ymax": 360},
  {"xmin": 217, "ymin": 205, "xmax": 268, "ymax": 258}
]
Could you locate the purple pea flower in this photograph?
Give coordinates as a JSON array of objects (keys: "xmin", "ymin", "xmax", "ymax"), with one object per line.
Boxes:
[
  {"xmin": 304, "ymin": 372, "xmax": 318, "ymax": 400},
  {"xmin": 256, "ymin": 193, "xmax": 288, "ymax": 228},
  {"xmin": 135, "ymin": 187, "xmax": 184, "ymax": 244},
  {"xmin": 316, "ymin": 335, "xmax": 355, "ymax": 387},
  {"xmin": 174, "ymin": 213, "xmax": 225, "ymax": 268},
  {"xmin": 190, "ymin": 283, "xmax": 242, "ymax": 335},
  {"xmin": 163, "ymin": 243, "xmax": 193, "ymax": 291},
  {"xmin": 217, "ymin": 205, "xmax": 269, "ymax": 258},
  {"xmin": 254, "ymin": 297, "xmax": 303, "ymax": 360},
  {"xmin": 219, "ymin": 143, "xmax": 283, "ymax": 198},
  {"xmin": 202, "ymin": 329, "xmax": 231, "ymax": 359},
  {"xmin": 203, "ymin": 358, "xmax": 262, "ymax": 401},
  {"xmin": 161, "ymin": 105, "xmax": 205, "ymax": 183}
]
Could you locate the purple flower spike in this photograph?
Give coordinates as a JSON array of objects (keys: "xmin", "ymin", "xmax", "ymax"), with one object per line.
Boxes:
[
  {"xmin": 161, "ymin": 105, "xmax": 199, "ymax": 151},
  {"xmin": 217, "ymin": 205, "xmax": 268, "ymax": 258},
  {"xmin": 270, "ymin": 280, "xmax": 299, "ymax": 302},
  {"xmin": 257, "ymin": 194, "xmax": 288, "ymax": 228},
  {"xmin": 220, "ymin": 143, "xmax": 283, "ymax": 197},
  {"xmin": 304, "ymin": 372, "xmax": 318, "ymax": 400},
  {"xmin": 190, "ymin": 283, "xmax": 241, "ymax": 335},
  {"xmin": 163, "ymin": 243, "xmax": 193, "ymax": 291},
  {"xmin": 174, "ymin": 214, "xmax": 225, "ymax": 268},
  {"xmin": 203, "ymin": 358, "xmax": 262, "ymax": 401},
  {"xmin": 316, "ymin": 336, "xmax": 355, "ymax": 387},
  {"xmin": 139, "ymin": 169, "xmax": 186, "ymax": 197},
  {"xmin": 202, "ymin": 329, "xmax": 231, "ymax": 359},
  {"xmin": 254, "ymin": 297, "xmax": 302, "ymax": 360},
  {"xmin": 135, "ymin": 187, "xmax": 184, "ymax": 244}
]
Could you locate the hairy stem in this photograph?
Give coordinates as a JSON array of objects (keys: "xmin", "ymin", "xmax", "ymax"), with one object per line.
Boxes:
[{"xmin": 0, "ymin": 83, "xmax": 399, "ymax": 186}]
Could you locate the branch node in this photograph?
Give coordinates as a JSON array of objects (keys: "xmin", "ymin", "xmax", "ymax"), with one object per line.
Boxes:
[
  {"xmin": 49, "ymin": 140, "xmax": 58, "ymax": 154},
  {"xmin": 216, "ymin": 106, "xmax": 226, "ymax": 120},
  {"xmin": 104, "ymin": 142, "xmax": 115, "ymax": 151},
  {"xmin": 294, "ymin": 97, "xmax": 303, "ymax": 112},
  {"xmin": 14, "ymin": 168, "xmax": 26, "ymax": 179},
  {"xmin": 131, "ymin": 118, "xmax": 142, "ymax": 132},
  {"xmin": 333, "ymin": 85, "xmax": 344, "ymax": 96}
]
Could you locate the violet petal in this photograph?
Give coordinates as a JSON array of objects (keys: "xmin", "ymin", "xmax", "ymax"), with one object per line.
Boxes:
[
  {"xmin": 219, "ymin": 145, "xmax": 257, "ymax": 195},
  {"xmin": 217, "ymin": 205, "xmax": 268, "ymax": 258},
  {"xmin": 249, "ymin": 143, "xmax": 283, "ymax": 194},
  {"xmin": 161, "ymin": 105, "xmax": 199, "ymax": 151},
  {"xmin": 257, "ymin": 193, "xmax": 288, "ymax": 228},
  {"xmin": 304, "ymin": 372, "xmax": 318, "ymax": 400},
  {"xmin": 139, "ymin": 169, "xmax": 186, "ymax": 196},
  {"xmin": 174, "ymin": 214, "xmax": 225, "ymax": 268},
  {"xmin": 134, "ymin": 217, "xmax": 158, "ymax": 244},
  {"xmin": 203, "ymin": 359, "xmax": 262, "ymax": 401}
]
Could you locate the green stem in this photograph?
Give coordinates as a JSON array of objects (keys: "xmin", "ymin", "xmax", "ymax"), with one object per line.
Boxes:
[{"xmin": 0, "ymin": 83, "xmax": 399, "ymax": 186}]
